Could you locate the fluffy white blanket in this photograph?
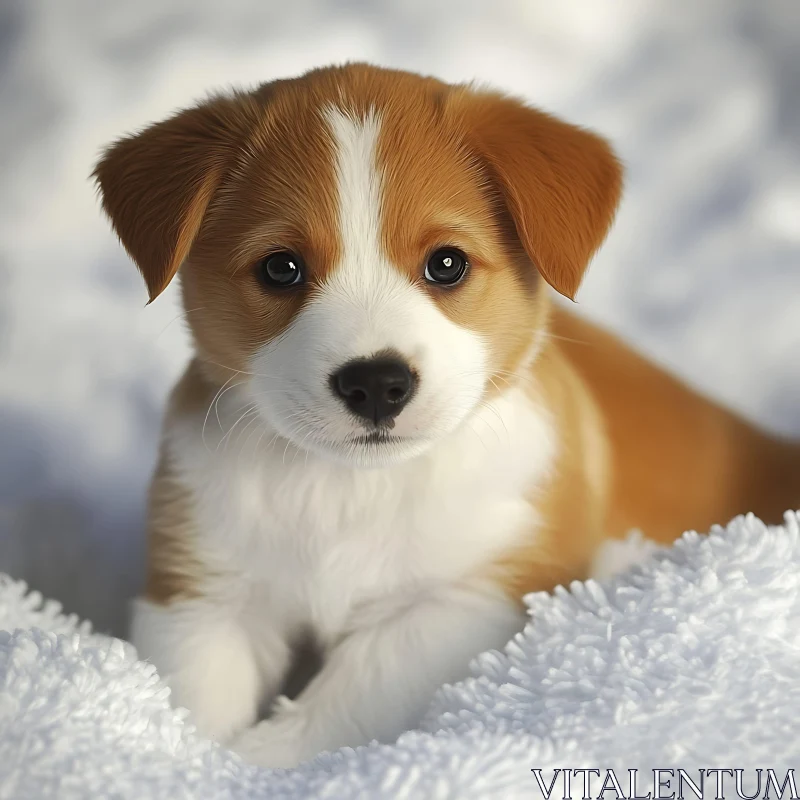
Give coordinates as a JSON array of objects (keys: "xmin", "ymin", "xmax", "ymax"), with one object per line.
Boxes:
[{"xmin": 1, "ymin": 512, "xmax": 799, "ymax": 799}]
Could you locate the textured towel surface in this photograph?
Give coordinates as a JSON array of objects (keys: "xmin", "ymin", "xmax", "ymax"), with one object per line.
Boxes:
[{"xmin": 2, "ymin": 512, "xmax": 800, "ymax": 799}]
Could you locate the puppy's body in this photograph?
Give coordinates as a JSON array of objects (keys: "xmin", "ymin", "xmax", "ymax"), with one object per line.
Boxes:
[
  {"xmin": 95, "ymin": 64, "xmax": 800, "ymax": 767},
  {"xmin": 553, "ymin": 310, "xmax": 800, "ymax": 543}
]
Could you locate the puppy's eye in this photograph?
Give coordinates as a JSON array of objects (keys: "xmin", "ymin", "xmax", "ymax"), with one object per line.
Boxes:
[
  {"xmin": 256, "ymin": 251, "xmax": 304, "ymax": 289},
  {"xmin": 424, "ymin": 248, "xmax": 468, "ymax": 285}
]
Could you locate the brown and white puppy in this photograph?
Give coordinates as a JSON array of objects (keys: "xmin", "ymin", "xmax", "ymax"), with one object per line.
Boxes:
[{"xmin": 94, "ymin": 63, "xmax": 800, "ymax": 768}]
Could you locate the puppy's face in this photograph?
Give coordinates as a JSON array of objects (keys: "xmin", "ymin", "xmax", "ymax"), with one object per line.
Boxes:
[{"xmin": 95, "ymin": 65, "xmax": 621, "ymax": 467}]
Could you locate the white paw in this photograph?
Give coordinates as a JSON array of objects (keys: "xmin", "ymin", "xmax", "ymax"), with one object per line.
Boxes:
[{"xmin": 229, "ymin": 698, "xmax": 320, "ymax": 770}]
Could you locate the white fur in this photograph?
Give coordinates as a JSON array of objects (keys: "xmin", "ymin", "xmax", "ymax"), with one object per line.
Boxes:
[{"xmin": 130, "ymin": 108, "xmax": 557, "ymax": 767}]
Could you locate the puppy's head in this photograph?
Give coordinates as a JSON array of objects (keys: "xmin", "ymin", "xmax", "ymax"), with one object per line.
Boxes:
[{"xmin": 94, "ymin": 64, "xmax": 621, "ymax": 467}]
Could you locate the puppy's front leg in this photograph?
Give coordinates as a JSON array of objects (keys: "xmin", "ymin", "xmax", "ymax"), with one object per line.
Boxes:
[
  {"xmin": 230, "ymin": 584, "xmax": 524, "ymax": 768},
  {"xmin": 131, "ymin": 597, "xmax": 291, "ymax": 744}
]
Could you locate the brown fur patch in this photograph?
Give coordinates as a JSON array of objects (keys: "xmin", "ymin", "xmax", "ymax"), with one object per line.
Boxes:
[
  {"xmin": 550, "ymin": 306, "xmax": 800, "ymax": 542},
  {"xmin": 446, "ymin": 88, "xmax": 623, "ymax": 301},
  {"xmin": 486, "ymin": 303, "xmax": 800, "ymax": 600},
  {"xmin": 483, "ymin": 338, "xmax": 610, "ymax": 599},
  {"xmin": 144, "ymin": 453, "xmax": 204, "ymax": 604},
  {"xmin": 143, "ymin": 361, "xmax": 213, "ymax": 604},
  {"xmin": 93, "ymin": 95, "xmax": 263, "ymax": 302}
]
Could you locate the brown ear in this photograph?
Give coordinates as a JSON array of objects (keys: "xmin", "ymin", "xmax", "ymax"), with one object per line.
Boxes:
[
  {"xmin": 93, "ymin": 95, "xmax": 257, "ymax": 302},
  {"xmin": 452, "ymin": 89, "xmax": 623, "ymax": 300}
]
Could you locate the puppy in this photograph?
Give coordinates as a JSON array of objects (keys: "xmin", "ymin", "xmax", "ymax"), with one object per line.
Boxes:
[{"xmin": 94, "ymin": 63, "xmax": 800, "ymax": 768}]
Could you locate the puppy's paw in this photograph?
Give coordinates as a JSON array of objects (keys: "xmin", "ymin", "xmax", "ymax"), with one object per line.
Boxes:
[{"xmin": 229, "ymin": 697, "xmax": 318, "ymax": 770}]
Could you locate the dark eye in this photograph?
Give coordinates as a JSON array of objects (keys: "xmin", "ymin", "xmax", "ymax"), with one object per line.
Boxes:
[
  {"xmin": 256, "ymin": 251, "xmax": 304, "ymax": 289},
  {"xmin": 424, "ymin": 248, "xmax": 468, "ymax": 285}
]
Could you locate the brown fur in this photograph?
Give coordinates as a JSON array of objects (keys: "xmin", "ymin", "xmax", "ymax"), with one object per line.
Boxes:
[
  {"xmin": 94, "ymin": 63, "xmax": 800, "ymax": 609},
  {"xmin": 447, "ymin": 86, "xmax": 623, "ymax": 301},
  {"xmin": 375, "ymin": 84, "xmax": 552, "ymax": 386},
  {"xmin": 485, "ymin": 333, "xmax": 612, "ymax": 598},
  {"xmin": 142, "ymin": 361, "xmax": 213, "ymax": 603},
  {"xmin": 551, "ymin": 308, "xmax": 800, "ymax": 543}
]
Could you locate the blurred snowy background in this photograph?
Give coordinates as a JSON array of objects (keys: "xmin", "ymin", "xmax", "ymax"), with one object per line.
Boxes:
[{"xmin": 1, "ymin": 0, "xmax": 799, "ymax": 636}]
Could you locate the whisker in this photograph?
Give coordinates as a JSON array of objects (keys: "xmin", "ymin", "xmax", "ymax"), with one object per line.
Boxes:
[
  {"xmin": 237, "ymin": 417, "xmax": 266, "ymax": 472},
  {"xmin": 281, "ymin": 420, "xmax": 320, "ymax": 466},
  {"xmin": 215, "ymin": 380, "xmax": 248, "ymax": 432},
  {"xmin": 250, "ymin": 425, "xmax": 270, "ymax": 467},
  {"xmin": 292, "ymin": 427, "xmax": 319, "ymax": 465},
  {"xmin": 543, "ymin": 331, "xmax": 594, "ymax": 347},
  {"xmin": 156, "ymin": 307, "xmax": 206, "ymax": 341},
  {"xmin": 477, "ymin": 399, "xmax": 508, "ymax": 447},
  {"xmin": 202, "ymin": 374, "xmax": 239, "ymax": 452},
  {"xmin": 232, "ymin": 409, "xmax": 263, "ymax": 453},
  {"xmin": 203, "ymin": 358, "xmax": 290, "ymax": 380},
  {"xmin": 262, "ymin": 430, "xmax": 283, "ymax": 457},
  {"xmin": 219, "ymin": 405, "xmax": 259, "ymax": 453},
  {"xmin": 464, "ymin": 417, "xmax": 491, "ymax": 455}
]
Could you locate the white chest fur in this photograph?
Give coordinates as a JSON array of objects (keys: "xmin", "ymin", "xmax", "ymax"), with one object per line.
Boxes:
[{"xmin": 167, "ymin": 382, "xmax": 555, "ymax": 645}]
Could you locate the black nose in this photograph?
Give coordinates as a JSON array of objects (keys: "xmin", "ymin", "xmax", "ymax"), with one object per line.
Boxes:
[{"xmin": 331, "ymin": 357, "xmax": 416, "ymax": 424}]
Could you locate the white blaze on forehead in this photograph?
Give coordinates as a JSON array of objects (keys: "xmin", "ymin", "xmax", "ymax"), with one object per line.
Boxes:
[
  {"xmin": 324, "ymin": 106, "xmax": 385, "ymax": 282},
  {"xmin": 318, "ymin": 105, "xmax": 422, "ymax": 357}
]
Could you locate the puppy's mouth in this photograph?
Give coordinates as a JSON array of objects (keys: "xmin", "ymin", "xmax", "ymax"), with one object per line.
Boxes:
[
  {"xmin": 309, "ymin": 426, "xmax": 428, "ymax": 467},
  {"xmin": 345, "ymin": 430, "xmax": 410, "ymax": 446}
]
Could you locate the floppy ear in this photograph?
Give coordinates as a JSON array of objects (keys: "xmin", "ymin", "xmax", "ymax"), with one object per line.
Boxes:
[
  {"xmin": 93, "ymin": 95, "xmax": 257, "ymax": 302},
  {"xmin": 452, "ymin": 89, "xmax": 623, "ymax": 300}
]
